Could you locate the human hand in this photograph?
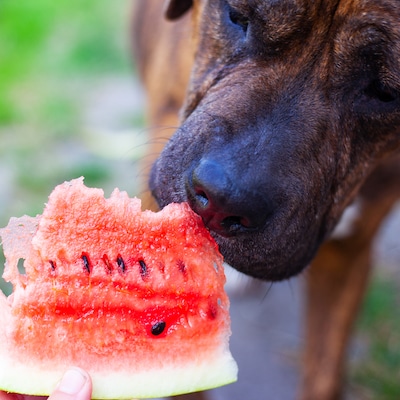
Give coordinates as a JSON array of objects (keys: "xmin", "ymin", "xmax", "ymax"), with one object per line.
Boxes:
[{"xmin": 0, "ymin": 367, "xmax": 92, "ymax": 400}]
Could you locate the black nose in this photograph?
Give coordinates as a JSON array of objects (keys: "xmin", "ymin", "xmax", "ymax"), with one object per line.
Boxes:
[{"xmin": 186, "ymin": 159, "xmax": 270, "ymax": 237}]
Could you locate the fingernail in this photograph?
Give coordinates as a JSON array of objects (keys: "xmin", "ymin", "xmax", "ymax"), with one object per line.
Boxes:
[{"xmin": 58, "ymin": 368, "xmax": 88, "ymax": 395}]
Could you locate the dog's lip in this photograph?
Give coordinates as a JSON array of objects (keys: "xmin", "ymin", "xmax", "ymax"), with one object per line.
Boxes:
[
  {"xmin": 155, "ymin": 192, "xmax": 322, "ymax": 280},
  {"xmin": 204, "ymin": 204, "xmax": 270, "ymax": 236},
  {"xmin": 200, "ymin": 212, "xmax": 256, "ymax": 237}
]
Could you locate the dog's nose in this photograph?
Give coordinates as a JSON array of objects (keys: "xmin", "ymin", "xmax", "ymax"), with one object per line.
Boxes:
[{"xmin": 186, "ymin": 159, "xmax": 269, "ymax": 237}]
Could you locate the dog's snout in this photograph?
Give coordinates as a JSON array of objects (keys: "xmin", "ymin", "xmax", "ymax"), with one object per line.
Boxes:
[{"xmin": 186, "ymin": 159, "xmax": 270, "ymax": 237}]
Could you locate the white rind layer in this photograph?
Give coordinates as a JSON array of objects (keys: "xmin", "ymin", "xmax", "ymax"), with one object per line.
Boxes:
[{"xmin": 0, "ymin": 349, "xmax": 238, "ymax": 399}]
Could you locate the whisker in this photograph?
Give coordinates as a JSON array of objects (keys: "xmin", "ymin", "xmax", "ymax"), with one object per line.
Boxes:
[{"xmin": 261, "ymin": 281, "xmax": 274, "ymax": 302}]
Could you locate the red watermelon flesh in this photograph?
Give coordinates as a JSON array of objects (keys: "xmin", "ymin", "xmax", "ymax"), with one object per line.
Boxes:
[{"xmin": 0, "ymin": 178, "xmax": 237, "ymax": 399}]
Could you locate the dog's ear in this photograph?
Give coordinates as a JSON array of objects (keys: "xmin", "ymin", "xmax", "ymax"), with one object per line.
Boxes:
[{"xmin": 164, "ymin": 0, "xmax": 193, "ymax": 20}]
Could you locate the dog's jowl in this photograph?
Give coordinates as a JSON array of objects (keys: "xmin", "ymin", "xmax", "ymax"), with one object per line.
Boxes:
[{"xmin": 133, "ymin": 0, "xmax": 400, "ymax": 399}]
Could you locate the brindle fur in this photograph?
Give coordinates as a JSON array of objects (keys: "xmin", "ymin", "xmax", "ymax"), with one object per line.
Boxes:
[{"xmin": 133, "ymin": 1, "xmax": 400, "ymax": 399}]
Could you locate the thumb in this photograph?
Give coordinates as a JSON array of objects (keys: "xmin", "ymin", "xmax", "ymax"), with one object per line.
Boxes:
[{"xmin": 49, "ymin": 368, "xmax": 92, "ymax": 400}]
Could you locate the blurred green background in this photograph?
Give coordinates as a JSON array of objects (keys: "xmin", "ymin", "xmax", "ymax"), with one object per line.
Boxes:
[
  {"xmin": 0, "ymin": 0, "xmax": 148, "ymax": 291},
  {"xmin": 0, "ymin": 1, "xmax": 398, "ymax": 398}
]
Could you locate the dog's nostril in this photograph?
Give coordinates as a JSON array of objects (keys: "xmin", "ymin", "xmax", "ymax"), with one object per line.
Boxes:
[
  {"xmin": 186, "ymin": 159, "xmax": 270, "ymax": 237},
  {"xmin": 195, "ymin": 190, "xmax": 209, "ymax": 208}
]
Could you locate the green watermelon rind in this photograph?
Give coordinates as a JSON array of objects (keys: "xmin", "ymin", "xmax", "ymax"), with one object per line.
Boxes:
[{"xmin": 0, "ymin": 364, "xmax": 238, "ymax": 399}]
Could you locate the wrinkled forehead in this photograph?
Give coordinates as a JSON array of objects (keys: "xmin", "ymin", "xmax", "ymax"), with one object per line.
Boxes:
[
  {"xmin": 193, "ymin": 0, "xmax": 334, "ymax": 42},
  {"xmin": 201, "ymin": 0, "xmax": 335, "ymax": 17},
  {"xmin": 198, "ymin": 0, "xmax": 397, "ymax": 23},
  {"xmin": 195, "ymin": 0, "xmax": 399, "ymax": 44},
  {"xmin": 228, "ymin": 0, "xmax": 324, "ymax": 14}
]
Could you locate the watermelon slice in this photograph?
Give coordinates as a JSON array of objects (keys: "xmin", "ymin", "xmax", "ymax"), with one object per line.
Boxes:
[{"xmin": 0, "ymin": 178, "xmax": 237, "ymax": 399}]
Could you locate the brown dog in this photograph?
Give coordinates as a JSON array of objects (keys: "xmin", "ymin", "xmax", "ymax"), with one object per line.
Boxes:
[{"xmin": 133, "ymin": 1, "xmax": 400, "ymax": 399}]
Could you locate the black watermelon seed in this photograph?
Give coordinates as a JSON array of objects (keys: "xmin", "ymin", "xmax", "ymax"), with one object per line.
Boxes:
[
  {"xmin": 49, "ymin": 260, "xmax": 56, "ymax": 271},
  {"xmin": 81, "ymin": 253, "xmax": 91, "ymax": 273},
  {"xmin": 117, "ymin": 255, "xmax": 126, "ymax": 273},
  {"xmin": 139, "ymin": 259, "xmax": 147, "ymax": 278},
  {"xmin": 151, "ymin": 321, "xmax": 166, "ymax": 336}
]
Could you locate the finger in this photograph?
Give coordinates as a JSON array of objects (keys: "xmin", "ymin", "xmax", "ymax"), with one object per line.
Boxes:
[{"xmin": 49, "ymin": 368, "xmax": 92, "ymax": 400}]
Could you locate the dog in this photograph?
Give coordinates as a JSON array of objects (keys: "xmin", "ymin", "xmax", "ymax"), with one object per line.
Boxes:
[{"xmin": 133, "ymin": 1, "xmax": 400, "ymax": 399}]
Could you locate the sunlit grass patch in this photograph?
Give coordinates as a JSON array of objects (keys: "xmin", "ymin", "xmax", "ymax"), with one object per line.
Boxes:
[{"xmin": 351, "ymin": 273, "xmax": 400, "ymax": 399}]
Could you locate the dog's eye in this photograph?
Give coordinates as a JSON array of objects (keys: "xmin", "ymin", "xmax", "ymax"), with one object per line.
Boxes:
[
  {"xmin": 354, "ymin": 78, "xmax": 399, "ymax": 115},
  {"xmin": 228, "ymin": 8, "xmax": 249, "ymax": 34},
  {"xmin": 364, "ymin": 80, "xmax": 397, "ymax": 103}
]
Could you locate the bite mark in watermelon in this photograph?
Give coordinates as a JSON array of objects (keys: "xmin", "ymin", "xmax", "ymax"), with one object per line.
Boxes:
[{"xmin": 0, "ymin": 178, "xmax": 238, "ymax": 399}]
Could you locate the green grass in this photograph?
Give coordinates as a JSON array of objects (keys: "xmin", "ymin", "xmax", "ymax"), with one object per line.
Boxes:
[
  {"xmin": 0, "ymin": 0, "xmax": 142, "ymax": 205},
  {"xmin": 351, "ymin": 273, "xmax": 400, "ymax": 399},
  {"xmin": 0, "ymin": 1, "xmax": 133, "ymax": 124}
]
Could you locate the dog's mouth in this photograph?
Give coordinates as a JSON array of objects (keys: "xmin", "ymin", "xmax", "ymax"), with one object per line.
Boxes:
[{"xmin": 151, "ymin": 158, "xmax": 327, "ymax": 282}]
